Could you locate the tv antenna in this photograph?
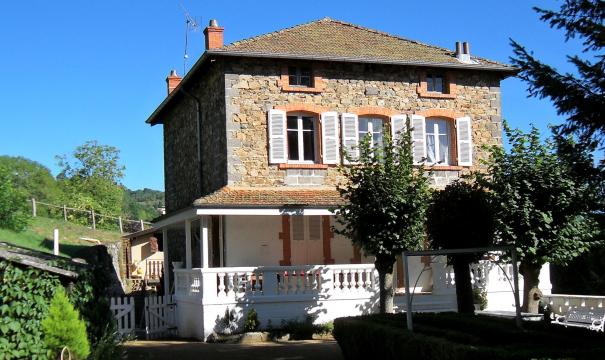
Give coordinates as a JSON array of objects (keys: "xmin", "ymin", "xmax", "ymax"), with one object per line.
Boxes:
[{"xmin": 180, "ymin": 3, "xmax": 200, "ymax": 74}]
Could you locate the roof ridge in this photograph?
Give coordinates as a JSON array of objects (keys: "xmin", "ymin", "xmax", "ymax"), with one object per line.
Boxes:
[{"xmin": 224, "ymin": 17, "xmax": 332, "ymax": 48}]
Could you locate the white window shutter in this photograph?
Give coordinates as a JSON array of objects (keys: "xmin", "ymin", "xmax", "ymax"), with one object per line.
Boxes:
[
  {"xmin": 268, "ymin": 109, "xmax": 287, "ymax": 164},
  {"xmin": 410, "ymin": 114, "xmax": 427, "ymax": 165},
  {"xmin": 390, "ymin": 114, "xmax": 407, "ymax": 145},
  {"xmin": 341, "ymin": 113, "xmax": 359, "ymax": 164},
  {"xmin": 321, "ymin": 112, "xmax": 339, "ymax": 164},
  {"xmin": 456, "ymin": 116, "xmax": 473, "ymax": 166}
]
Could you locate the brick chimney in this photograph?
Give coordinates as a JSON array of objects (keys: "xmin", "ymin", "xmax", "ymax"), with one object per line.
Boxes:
[
  {"xmin": 166, "ymin": 69, "xmax": 182, "ymax": 95},
  {"xmin": 204, "ymin": 19, "xmax": 224, "ymax": 50}
]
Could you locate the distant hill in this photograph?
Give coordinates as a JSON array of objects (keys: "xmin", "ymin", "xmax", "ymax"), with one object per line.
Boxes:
[{"xmin": 122, "ymin": 188, "xmax": 165, "ymax": 222}]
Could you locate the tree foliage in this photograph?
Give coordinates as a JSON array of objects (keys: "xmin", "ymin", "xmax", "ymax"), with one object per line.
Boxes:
[
  {"xmin": 0, "ymin": 166, "xmax": 31, "ymax": 232},
  {"xmin": 426, "ymin": 180, "xmax": 495, "ymax": 313},
  {"xmin": 335, "ymin": 129, "xmax": 431, "ymax": 313},
  {"xmin": 510, "ymin": 0, "xmax": 605, "ymax": 148},
  {"xmin": 476, "ymin": 123, "xmax": 602, "ymax": 311},
  {"xmin": 0, "ymin": 156, "xmax": 61, "ymax": 203},
  {"xmin": 57, "ymin": 141, "xmax": 126, "ymax": 222},
  {"xmin": 42, "ymin": 287, "xmax": 90, "ymax": 360}
]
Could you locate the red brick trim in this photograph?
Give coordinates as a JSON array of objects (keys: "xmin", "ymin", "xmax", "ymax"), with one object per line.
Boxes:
[
  {"xmin": 274, "ymin": 103, "xmax": 330, "ymax": 115},
  {"xmin": 348, "ymin": 106, "xmax": 397, "ymax": 117},
  {"xmin": 322, "ymin": 216, "xmax": 335, "ymax": 264},
  {"xmin": 279, "ymin": 216, "xmax": 291, "ymax": 266},
  {"xmin": 414, "ymin": 108, "xmax": 463, "ymax": 119},
  {"xmin": 350, "ymin": 246, "xmax": 362, "ymax": 264},
  {"xmin": 424, "ymin": 165, "xmax": 465, "ymax": 171},
  {"xmin": 417, "ymin": 70, "xmax": 457, "ymax": 99},
  {"xmin": 278, "ymin": 163, "xmax": 329, "ymax": 170},
  {"xmin": 278, "ymin": 65, "xmax": 325, "ymax": 93}
]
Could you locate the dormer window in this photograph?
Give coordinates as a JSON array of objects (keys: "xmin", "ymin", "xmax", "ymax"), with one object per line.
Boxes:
[
  {"xmin": 288, "ymin": 67, "xmax": 313, "ymax": 87},
  {"xmin": 426, "ymin": 74, "xmax": 444, "ymax": 93}
]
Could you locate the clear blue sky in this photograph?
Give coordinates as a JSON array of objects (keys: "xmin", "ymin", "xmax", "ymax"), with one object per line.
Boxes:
[{"xmin": 0, "ymin": 0, "xmax": 584, "ymax": 191}]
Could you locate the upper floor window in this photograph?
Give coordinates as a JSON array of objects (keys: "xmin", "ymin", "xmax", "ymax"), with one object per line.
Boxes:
[
  {"xmin": 287, "ymin": 114, "xmax": 316, "ymax": 162},
  {"xmin": 288, "ymin": 67, "xmax": 313, "ymax": 87},
  {"xmin": 426, "ymin": 74, "xmax": 444, "ymax": 93},
  {"xmin": 425, "ymin": 118, "xmax": 451, "ymax": 165},
  {"xmin": 358, "ymin": 117, "xmax": 384, "ymax": 149}
]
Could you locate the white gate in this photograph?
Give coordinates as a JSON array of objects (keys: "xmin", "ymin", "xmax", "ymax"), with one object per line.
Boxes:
[
  {"xmin": 144, "ymin": 295, "xmax": 177, "ymax": 339},
  {"xmin": 110, "ymin": 296, "xmax": 135, "ymax": 336}
]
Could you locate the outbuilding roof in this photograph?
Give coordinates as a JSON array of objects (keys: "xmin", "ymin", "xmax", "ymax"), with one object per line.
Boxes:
[{"xmin": 193, "ymin": 186, "xmax": 344, "ymax": 208}]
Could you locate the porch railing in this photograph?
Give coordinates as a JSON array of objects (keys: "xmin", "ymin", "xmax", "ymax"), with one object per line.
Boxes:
[
  {"xmin": 174, "ymin": 264, "xmax": 378, "ymax": 301},
  {"xmin": 543, "ymin": 294, "xmax": 605, "ymax": 314}
]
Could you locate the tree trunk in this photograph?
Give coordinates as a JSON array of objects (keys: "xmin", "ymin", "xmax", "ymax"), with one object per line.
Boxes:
[
  {"xmin": 520, "ymin": 261, "xmax": 542, "ymax": 313},
  {"xmin": 452, "ymin": 257, "xmax": 475, "ymax": 314},
  {"xmin": 375, "ymin": 257, "xmax": 395, "ymax": 314}
]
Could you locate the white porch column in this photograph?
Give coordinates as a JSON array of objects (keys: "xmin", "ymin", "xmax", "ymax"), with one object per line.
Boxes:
[
  {"xmin": 200, "ymin": 216, "xmax": 209, "ymax": 268},
  {"xmin": 185, "ymin": 219, "xmax": 192, "ymax": 269},
  {"xmin": 162, "ymin": 227, "xmax": 170, "ymax": 294}
]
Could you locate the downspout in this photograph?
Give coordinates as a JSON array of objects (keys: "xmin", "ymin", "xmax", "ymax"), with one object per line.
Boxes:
[{"xmin": 178, "ymin": 88, "xmax": 204, "ymax": 196}]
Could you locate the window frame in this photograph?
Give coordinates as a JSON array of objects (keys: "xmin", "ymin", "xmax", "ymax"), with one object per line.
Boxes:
[
  {"xmin": 286, "ymin": 112, "xmax": 319, "ymax": 164},
  {"xmin": 358, "ymin": 116, "xmax": 387, "ymax": 151},
  {"xmin": 416, "ymin": 70, "xmax": 457, "ymax": 99},
  {"xmin": 425, "ymin": 118, "xmax": 452, "ymax": 165},
  {"xmin": 288, "ymin": 66, "xmax": 313, "ymax": 87}
]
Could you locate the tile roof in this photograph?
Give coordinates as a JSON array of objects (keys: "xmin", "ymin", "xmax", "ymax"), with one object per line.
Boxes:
[
  {"xmin": 211, "ymin": 17, "xmax": 514, "ymax": 71},
  {"xmin": 193, "ymin": 186, "xmax": 344, "ymax": 208}
]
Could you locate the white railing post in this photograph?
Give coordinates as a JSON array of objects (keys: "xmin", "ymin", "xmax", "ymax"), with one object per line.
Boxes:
[
  {"xmin": 31, "ymin": 198, "xmax": 36, "ymax": 217},
  {"xmin": 263, "ymin": 269, "xmax": 278, "ymax": 296},
  {"xmin": 322, "ymin": 266, "xmax": 334, "ymax": 295}
]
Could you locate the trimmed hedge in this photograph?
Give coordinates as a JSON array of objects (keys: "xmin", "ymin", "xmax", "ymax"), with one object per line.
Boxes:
[{"xmin": 333, "ymin": 313, "xmax": 604, "ymax": 360}]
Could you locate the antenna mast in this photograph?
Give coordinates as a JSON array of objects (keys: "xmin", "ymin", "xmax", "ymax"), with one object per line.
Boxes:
[{"xmin": 180, "ymin": 3, "xmax": 200, "ymax": 74}]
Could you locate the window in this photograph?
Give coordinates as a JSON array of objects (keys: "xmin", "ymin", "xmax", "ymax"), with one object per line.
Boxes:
[
  {"xmin": 287, "ymin": 114, "xmax": 316, "ymax": 162},
  {"xmin": 291, "ymin": 216, "xmax": 321, "ymax": 241},
  {"xmin": 288, "ymin": 67, "xmax": 312, "ymax": 87},
  {"xmin": 425, "ymin": 118, "xmax": 451, "ymax": 165},
  {"xmin": 358, "ymin": 117, "xmax": 384, "ymax": 149},
  {"xmin": 426, "ymin": 74, "xmax": 444, "ymax": 93}
]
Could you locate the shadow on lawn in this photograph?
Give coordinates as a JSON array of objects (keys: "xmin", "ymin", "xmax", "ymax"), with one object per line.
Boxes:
[{"xmin": 41, "ymin": 238, "xmax": 93, "ymax": 258}]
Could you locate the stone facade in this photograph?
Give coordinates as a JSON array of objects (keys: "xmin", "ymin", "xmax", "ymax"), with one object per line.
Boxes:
[
  {"xmin": 162, "ymin": 56, "xmax": 504, "ymax": 213},
  {"xmin": 223, "ymin": 57, "xmax": 502, "ymax": 189}
]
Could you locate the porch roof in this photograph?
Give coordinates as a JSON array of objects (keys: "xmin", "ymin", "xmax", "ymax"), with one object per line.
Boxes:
[{"xmin": 193, "ymin": 186, "xmax": 344, "ymax": 208}]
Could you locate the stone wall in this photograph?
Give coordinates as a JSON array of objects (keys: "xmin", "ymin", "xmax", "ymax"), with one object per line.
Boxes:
[
  {"xmin": 222, "ymin": 57, "xmax": 503, "ymax": 188},
  {"xmin": 162, "ymin": 62, "xmax": 228, "ymax": 213}
]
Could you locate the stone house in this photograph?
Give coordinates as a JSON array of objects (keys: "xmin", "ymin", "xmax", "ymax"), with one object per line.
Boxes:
[{"xmin": 142, "ymin": 18, "xmax": 542, "ymax": 340}]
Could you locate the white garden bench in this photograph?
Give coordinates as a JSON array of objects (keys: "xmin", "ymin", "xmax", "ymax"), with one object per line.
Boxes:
[{"xmin": 553, "ymin": 308, "xmax": 605, "ymax": 332}]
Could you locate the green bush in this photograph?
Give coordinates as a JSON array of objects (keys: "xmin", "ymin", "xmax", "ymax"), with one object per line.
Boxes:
[
  {"xmin": 0, "ymin": 261, "xmax": 59, "ymax": 360},
  {"xmin": 41, "ymin": 287, "xmax": 90, "ymax": 359},
  {"xmin": 472, "ymin": 288, "xmax": 488, "ymax": 311},
  {"xmin": 88, "ymin": 324, "xmax": 128, "ymax": 360},
  {"xmin": 277, "ymin": 316, "xmax": 333, "ymax": 340},
  {"xmin": 244, "ymin": 308, "xmax": 260, "ymax": 332},
  {"xmin": 0, "ymin": 165, "xmax": 31, "ymax": 232},
  {"xmin": 333, "ymin": 313, "xmax": 605, "ymax": 360}
]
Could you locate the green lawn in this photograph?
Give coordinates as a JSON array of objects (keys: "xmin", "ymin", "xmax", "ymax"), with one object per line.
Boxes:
[{"xmin": 0, "ymin": 216, "xmax": 122, "ymax": 257}]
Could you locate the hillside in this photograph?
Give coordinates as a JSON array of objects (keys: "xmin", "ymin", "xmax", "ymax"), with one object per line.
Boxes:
[
  {"xmin": 122, "ymin": 188, "xmax": 165, "ymax": 221},
  {"xmin": 0, "ymin": 216, "xmax": 122, "ymax": 258}
]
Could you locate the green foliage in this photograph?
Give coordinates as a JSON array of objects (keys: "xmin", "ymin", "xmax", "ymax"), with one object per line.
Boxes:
[
  {"xmin": 335, "ymin": 128, "xmax": 431, "ymax": 312},
  {"xmin": 472, "ymin": 288, "xmax": 488, "ymax": 311},
  {"xmin": 0, "ymin": 261, "xmax": 60, "ymax": 360},
  {"xmin": 476, "ymin": 124, "xmax": 601, "ymax": 268},
  {"xmin": 122, "ymin": 188, "xmax": 164, "ymax": 222},
  {"xmin": 0, "ymin": 166, "xmax": 31, "ymax": 232},
  {"xmin": 57, "ymin": 141, "xmax": 126, "ymax": 227},
  {"xmin": 333, "ymin": 313, "xmax": 605, "ymax": 360},
  {"xmin": 41, "ymin": 287, "xmax": 90, "ymax": 359},
  {"xmin": 277, "ymin": 317, "xmax": 333, "ymax": 340},
  {"xmin": 244, "ymin": 308, "xmax": 260, "ymax": 332},
  {"xmin": 0, "ymin": 156, "xmax": 61, "ymax": 203},
  {"xmin": 86, "ymin": 323, "xmax": 127, "ymax": 360},
  {"xmin": 510, "ymin": 0, "xmax": 605, "ymax": 148},
  {"xmin": 426, "ymin": 180, "xmax": 495, "ymax": 313}
]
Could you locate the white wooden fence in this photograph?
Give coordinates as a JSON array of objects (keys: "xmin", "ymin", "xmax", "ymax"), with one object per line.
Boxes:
[{"xmin": 110, "ymin": 295, "xmax": 177, "ymax": 339}]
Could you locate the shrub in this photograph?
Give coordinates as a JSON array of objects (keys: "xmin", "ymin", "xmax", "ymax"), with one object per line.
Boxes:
[
  {"xmin": 472, "ymin": 288, "xmax": 488, "ymax": 311},
  {"xmin": 0, "ymin": 165, "xmax": 30, "ymax": 232},
  {"xmin": 244, "ymin": 308, "xmax": 260, "ymax": 332},
  {"xmin": 278, "ymin": 316, "xmax": 333, "ymax": 340},
  {"xmin": 41, "ymin": 287, "xmax": 90, "ymax": 359},
  {"xmin": 88, "ymin": 324, "xmax": 128, "ymax": 360}
]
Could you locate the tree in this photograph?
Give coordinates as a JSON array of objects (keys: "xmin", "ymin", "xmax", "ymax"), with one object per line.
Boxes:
[
  {"xmin": 476, "ymin": 123, "xmax": 602, "ymax": 312},
  {"xmin": 335, "ymin": 129, "xmax": 431, "ymax": 313},
  {"xmin": 0, "ymin": 165, "xmax": 30, "ymax": 232},
  {"xmin": 0, "ymin": 156, "xmax": 61, "ymax": 203},
  {"xmin": 510, "ymin": 0, "xmax": 605, "ymax": 149},
  {"xmin": 42, "ymin": 287, "xmax": 90, "ymax": 360},
  {"xmin": 426, "ymin": 181, "xmax": 495, "ymax": 314},
  {"xmin": 56, "ymin": 141, "xmax": 125, "ymax": 221}
]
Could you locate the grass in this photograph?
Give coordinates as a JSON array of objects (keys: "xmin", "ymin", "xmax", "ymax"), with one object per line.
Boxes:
[{"xmin": 0, "ymin": 216, "xmax": 122, "ymax": 258}]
